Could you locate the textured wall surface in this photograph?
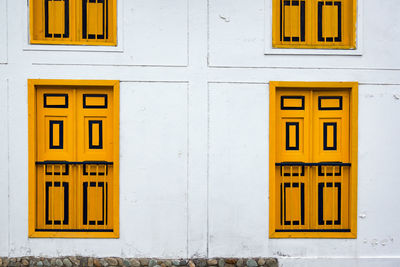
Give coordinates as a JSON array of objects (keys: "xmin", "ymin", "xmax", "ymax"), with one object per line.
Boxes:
[{"xmin": 1, "ymin": 0, "xmax": 400, "ymax": 266}]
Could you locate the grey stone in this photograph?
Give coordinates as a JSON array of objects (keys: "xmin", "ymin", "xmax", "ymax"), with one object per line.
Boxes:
[
  {"xmin": 246, "ymin": 259, "xmax": 257, "ymax": 267},
  {"xmin": 140, "ymin": 259, "xmax": 150, "ymax": 266},
  {"xmin": 149, "ymin": 259, "xmax": 158, "ymax": 267},
  {"xmin": 218, "ymin": 259, "xmax": 225, "ymax": 267},
  {"xmin": 63, "ymin": 258, "xmax": 72, "ymax": 267},
  {"xmin": 179, "ymin": 260, "xmax": 187, "ymax": 266},
  {"xmin": 43, "ymin": 259, "xmax": 51, "ymax": 267},
  {"xmin": 93, "ymin": 259, "xmax": 101, "ymax": 267},
  {"xmin": 55, "ymin": 259, "xmax": 63, "ymax": 266},
  {"xmin": 154, "ymin": 265, "xmax": 161, "ymax": 267},
  {"xmin": 130, "ymin": 259, "xmax": 140, "ymax": 267},
  {"xmin": 235, "ymin": 259, "xmax": 244, "ymax": 267},
  {"xmin": 36, "ymin": 261, "xmax": 44, "ymax": 267},
  {"xmin": 123, "ymin": 259, "xmax": 131, "ymax": 266},
  {"xmin": 265, "ymin": 258, "xmax": 278, "ymax": 267},
  {"xmin": 207, "ymin": 259, "xmax": 218, "ymax": 266},
  {"xmin": 172, "ymin": 261, "xmax": 180, "ymax": 266},
  {"xmin": 257, "ymin": 259, "xmax": 265, "ymax": 266},
  {"xmin": 163, "ymin": 260, "xmax": 171, "ymax": 267},
  {"xmin": 107, "ymin": 258, "xmax": 118, "ymax": 266},
  {"xmin": 99, "ymin": 259, "xmax": 109, "ymax": 266}
]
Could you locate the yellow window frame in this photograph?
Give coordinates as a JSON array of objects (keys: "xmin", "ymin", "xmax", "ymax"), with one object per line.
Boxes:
[
  {"xmin": 29, "ymin": 0, "xmax": 117, "ymax": 46},
  {"xmin": 272, "ymin": 0, "xmax": 357, "ymax": 49},
  {"xmin": 269, "ymin": 81, "xmax": 358, "ymax": 238},
  {"xmin": 28, "ymin": 79, "xmax": 120, "ymax": 238}
]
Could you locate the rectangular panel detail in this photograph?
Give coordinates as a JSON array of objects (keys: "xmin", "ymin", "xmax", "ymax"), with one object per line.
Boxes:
[
  {"xmin": 83, "ymin": 182, "xmax": 108, "ymax": 225},
  {"xmin": 49, "ymin": 121, "xmax": 64, "ymax": 149},
  {"xmin": 281, "ymin": 183, "xmax": 305, "ymax": 226},
  {"xmin": 280, "ymin": 0, "xmax": 306, "ymax": 42},
  {"xmin": 286, "ymin": 122, "xmax": 299, "ymax": 150},
  {"xmin": 83, "ymin": 94, "xmax": 108, "ymax": 108},
  {"xmin": 319, "ymin": 96, "xmax": 343, "ymax": 110},
  {"xmin": 318, "ymin": 182, "xmax": 341, "ymax": 225},
  {"xmin": 323, "ymin": 122, "xmax": 337, "ymax": 150},
  {"xmin": 318, "ymin": 1, "xmax": 342, "ymax": 42},
  {"xmin": 44, "ymin": 94, "xmax": 68, "ymax": 108},
  {"xmin": 45, "ymin": 182, "xmax": 69, "ymax": 225},
  {"xmin": 82, "ymin": 0, "xmax": 108, "ymax": 40},
  {"xmin": 88, "ymin": 120, "xmax": 103, "ymax": 149},
  {"xmin": 45, "ymin": 0, "xmax": 69, "ymax": 38},
  {"xmin": 281, "ymin": 96, "xmax": 305, "ymax": 110}
]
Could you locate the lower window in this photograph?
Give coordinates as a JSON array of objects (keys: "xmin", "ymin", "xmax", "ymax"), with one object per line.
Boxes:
[
  {"xmin": 269, "ymin": 81, "xmax": 358, "ymax": 238},
  {"xmin": 28, "ymin": 79, "xmax": 119, "ymax": 238}
]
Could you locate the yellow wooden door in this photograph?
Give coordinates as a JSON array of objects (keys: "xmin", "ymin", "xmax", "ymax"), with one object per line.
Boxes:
[
  {"xmin": 35, "ymin": 87, "xmax": 114, "ymax": 232},
  {"xmin": 275, "ymin": 89, "xmax": 350, "ymax": 233}
]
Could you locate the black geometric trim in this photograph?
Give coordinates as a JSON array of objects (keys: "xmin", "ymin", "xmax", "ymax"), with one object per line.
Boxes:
[
  {"xmin": 49, "ymin": 120, "xmax": 64, "ymax": 149},
  {"xmin": 318, "ymin": 164, "xmax": 341, "ymax": 176},
  {"xmin": 280, "ymin": 165, "xmax": 305, "ymax": 176},
  {"xmin": 318, "ymin": 182, "xmax": 342, "ymax": 225},
  {"xmin": 318, "ymin": 96, "xmax": 343, "ymax": 110},
  {"xmin": 82, "ymin": 0, "xmax": 108, "ymax": 40},
  {"xmin": 88, "ymin": 120, "xmax": 103, "ymax": 149},
  {"xmin": 318, "ymin": 1, "xmax": 342, "ymax": 42},
  {"xmin": 282, "ymin": 182, "xmax": 305, "ymax": 226},
  {"xmin": 44, "ymin": 0, "xmax": 69, "ymax": 38},
  {"xmin": 281, "ymin": 96, "xmax": 305, "ymax": 110},
  {"xmin": 82, "ymin": 163, "xmax": 108, "ymax": 176},
  {"xmin": 276, "ymin": 229, "xmax": 350, "ymax": 232},
  {"xmin": 323, "ymin": 122, "xmax": 337, "ymax": 150},
  {"xmin": 281, "ymin": 0, "xmax": 306, "ymax": 42},
  {"xmin": 45, "ymin": 164, "xmax": 69, "ymax": 176},
  {"xmin": 36, "ymin": 229, "xmax": 113, "ymax": 232},
  {"xmin": 44, "ymin": 94, "xmax": 68, "ymax": 108},
  {"xmin": 286, "ymin": 122, "xmax": 299, "ymax": 151},
  {"xmin": 45, "ymin": 181, "xmax": 69, "ymax": 225},
  {"xmin": 83, "ymin": 182, "xmax": 108, "ymax": 226},
  {"xmin": 83, "ymin": 94, "xmax": 108, "ymax": 109}
]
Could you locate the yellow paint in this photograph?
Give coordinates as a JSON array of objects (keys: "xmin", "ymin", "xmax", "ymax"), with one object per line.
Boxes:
[
  {"xmin": 269, "ymin": 81, "xmax": 358, "ymax": 238},
  {"xmin": 28, "ymin": 79, "xmax": 120, "ymax": 238},
  {"xmin": 48, "ymin": 1, "xmax": 65, "ymax": 36},
  {"xmin": 272, "ymin": 0, "xmax": 356, "ymax": 49},
  {"xmin": 283, "ymin": 97, "xmax": 303, "ymax": 108},
  {"xmin": 30, "ymin": 0, "xmax": 117, "ymax": 46}
]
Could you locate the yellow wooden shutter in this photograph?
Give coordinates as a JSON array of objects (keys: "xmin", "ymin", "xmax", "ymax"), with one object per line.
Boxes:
[
  {"xmin": 269, "ymin": 82, "xmax": 358, "ymax": 238},
  {"xmin": 28, "ymin": 80, "xmax": 119, "ymax": 238},
  {"xmin": 30, "ymin": 0, "xmax": 117, "ymax": 45},
  {"xmin": 272, "ymin": 0, "xmax": 356, "ymax": 49}
]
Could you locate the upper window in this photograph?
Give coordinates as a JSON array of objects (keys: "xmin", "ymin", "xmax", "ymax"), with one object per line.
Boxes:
[
  {"xmin": 30, "ymin": 0, "xmax": 117, "ymax": 46},
  {"xmin": 269, "ymin": 82, "xmax": 358, "ymax": 238},
  {"xmin": 272, "ymin": 0, "xmax": 356, "ymax": 49},
  {"xmin": 28, "ymin": 79, "xmax": 119, "ymax": 238}
]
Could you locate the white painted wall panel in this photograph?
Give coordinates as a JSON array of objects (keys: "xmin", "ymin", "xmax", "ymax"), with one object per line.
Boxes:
[
  {"xmin": 21, "ymin": 0, "xmax": 188, "ymax": 66},
  {"xmin": 0, "ymin": 0, "xmax": 7, "ymax": 63},
  {"xmin": 0, "ymin": 79, "xmax": 9, "ymax": 256},
  {"xmin": 7, "ymin": 81, "xmax": 188, "ymax": 257},
  {"xmin": 209, "ymin": 0, "xmax": 400, "ymax": 69},
  {"xmin": 208, "ymin": 83, "xmax": 400, "ymax": 262},
  {"xmin": 208, "ymin": 83, "xmax": 269, "ymax": 257},
  {"xmin": 1, "ymin": 0, "xmax": 400, "ymax": 264}
]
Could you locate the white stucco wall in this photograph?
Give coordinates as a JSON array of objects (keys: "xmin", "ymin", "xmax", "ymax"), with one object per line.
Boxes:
[{"xmin": 1, "ymin": 0, "xmax": 400, "ymax": 266}]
